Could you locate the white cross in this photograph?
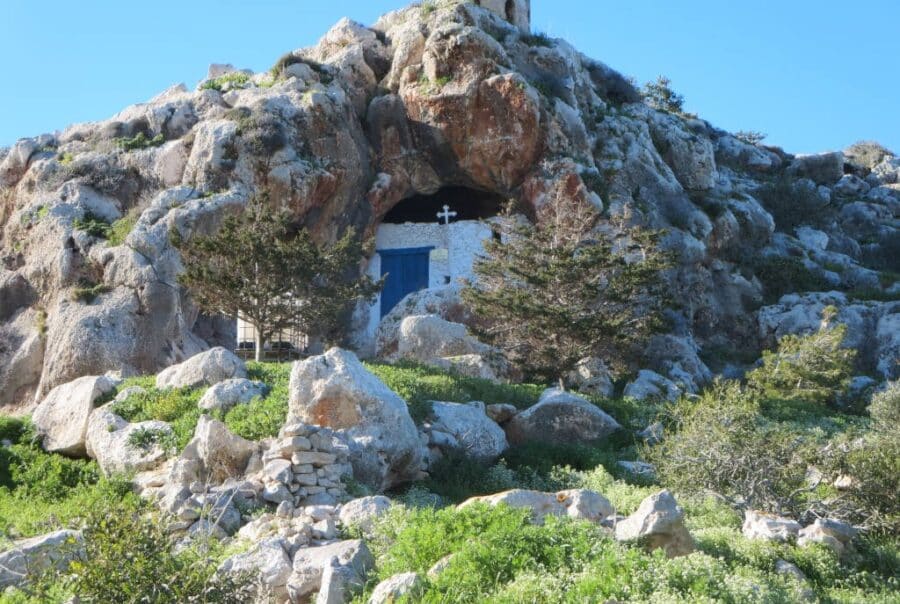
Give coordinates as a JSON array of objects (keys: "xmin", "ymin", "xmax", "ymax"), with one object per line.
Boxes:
[{"xmin": 437, "ymin": 204, "xmax": 457, "ymax": 225}]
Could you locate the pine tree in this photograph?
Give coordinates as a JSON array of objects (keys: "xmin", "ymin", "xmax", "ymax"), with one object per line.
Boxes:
[
  {"xmin": 173, "ymin": 192, "xmax": 381, "ymax": 361},
  {"xmin": 463, "ymin": 198, "xmax": 672, "ymax": 382}
]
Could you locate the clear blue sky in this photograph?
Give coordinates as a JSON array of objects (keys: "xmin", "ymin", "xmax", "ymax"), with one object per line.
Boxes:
[{"xmin": 2, "ymin": 1, "xmax": 898, "ymax": 154}]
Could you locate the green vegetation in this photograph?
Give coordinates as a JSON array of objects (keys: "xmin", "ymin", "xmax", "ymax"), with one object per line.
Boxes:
[
  {"xmin": 110, "ymin": 378, "xmax": 204, "ymax": 450},
  {"xmin": 755, "ymin": 175, "xmax": 831, "ymax": 232},
  {"xmin": 200, "ymin": 71, "xmax": 251, "ymax": 92},
  {"xmin": 752, "ymin": 255, "xmax": 828, "ymax": 303},
  {"xmin": 463, "ymin": 198, "xmax": 671, "ymax": 382},
  {"xmin": 72, "ymin": 211, "xmax": 111, "ymax": 239},
  {"xmin": 114, "ymin": 132, "xmax": 165, "ymax": 152},
  {"xmin": 418, "ymin": 74, "xmax": 453, "ymax": 94},
  {"xmin": 735, "ymin": 130, "xmax": 767, "ymax": 145},
  {"xmin": 642, "ymin": 75, "xmax": 686, "ymax": 114},
  {"xmin": 69, "ymin": 281, "xmax": 111, "ymax": 304},
  {"xmin": 520, "ymin": 32, "xmax": 553, "ymax": 48},
  {"xmin": 106, "ymin": 208, "xmax": 141, "ymax": 246}
]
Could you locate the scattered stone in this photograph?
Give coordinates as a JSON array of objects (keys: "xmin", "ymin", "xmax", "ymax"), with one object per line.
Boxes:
[
  {"xmin": 623, "ymin": 370, "xmax": 682, "ymax": 402},
  {"xmin": 505, "ymin": 388, "xmax": 621, "ymax": 446},
  {"xmin": 742, "ymin": 510, "xmax": 801, "ymax": 542},
  {"xmin": 616, "ymin": 461, "xmax": 656, "ymax": 478},
  {"xmin": 565, "ymin": 357, "xmax": 615, "ymax": 397},
  {"xmin": 155, "ymin": 347, "xmax": 247, "ymax": 390},
  {"xmin": 32, "ymin": 375, "xmax": 118, "ymax": 456},
  {"xmin": 638, "ymin": 422, "xmax": 664, "ymax": 445},
  {"xmin": 0, "ymin": 530, "xmax": 83, "ymax": 589},
  {"xmin": 368, "ymin": 572, "xmax": 424, "ymax": 604},
  {"xmin": 798, "ymin": 518, "xmax": 857, "ymax": 556},
  {"xmin": 614, "ymin": 490, "xmax": 694, "ymax": 558},
  {"xmin": 460, "ymin": 489, "xmax": 614, "ymax": 524},
  {"xmin": 338, "ymin": 496, "xmax": 392, "ymax": 535},
  {"xmin": 424, "ymin": 401, "xmax": 508, "ymax": 461},
  {"xmin": 198, "ymin": 378, "xmax": 267, "ymax": 412},
  {"xmin": 217, "ymin": 537, "xmax": 292, "ymax": 603},
  {"xmin": 287, "ymin": 540, "xmax": 374, "ymax": 603}
]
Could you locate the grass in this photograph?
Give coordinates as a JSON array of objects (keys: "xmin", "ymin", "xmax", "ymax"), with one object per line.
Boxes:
[
  {"xmin": 200, "ymin": 72, "xmax": 251, "ymax": 92},
  {"xmin": 70, "ymin": 281, "xmax": 111, "ymax": 304},
  {"xmin": 114, "ymin": 132, "xmax": 165, "ymax": 152},
  {"xmin": 72, "ymin": 211, "xmax": 111, "ymax": 239},
  {"xmin": 106, "ymin": 209, "xmax": 141, "ymax": 246}
]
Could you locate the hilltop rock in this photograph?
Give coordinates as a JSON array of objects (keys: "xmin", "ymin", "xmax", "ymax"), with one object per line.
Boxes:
[
  {"xmin": 288, "ymin": 348, "xmax": 423, "ymax": 491},
  {"xmin": 505, "ymin": 388, "xmax": 621, "ymax": 446}
]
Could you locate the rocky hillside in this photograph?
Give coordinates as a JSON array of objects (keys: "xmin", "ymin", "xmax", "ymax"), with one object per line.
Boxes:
[{"xmin": 1, "ymin": 0, "xmax": 898, "ymax": 412}]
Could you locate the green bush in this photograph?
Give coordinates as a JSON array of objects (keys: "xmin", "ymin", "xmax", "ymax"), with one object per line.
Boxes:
[
  {"xmin": 201, "ymin": 72, "xmax": 251, "ymax": 92},
  {"xmin": 747, "ymin": 322, "xmax": 855, "ymax": 408},
  {"xmin": 752, "ymin": 255, "xmax": 828, "ymax": 303},
  {"xmin": 72, "ymin": 211, "xmax": 111, "ymax": 239},
  {"xmin": 644, "ymin": 381, "xmax": 815, "ymax": 514},
  {"xmin": 520, "ymin": 32, "xmax": 553, "ymax": 48},
  {"xmin": 59, "ymin": 503, "xmax": 253, "ymax": 603},
  {"xmin": 70, "ymin": 281, "xmax": 111, "ymax": 304},
  {"xmin": 114, "ymin": 132, "xmax": 165, "ymax": 152},
  {"xmin": 223, "ymin": 362, "xmax": 290, "ymax": 441},
  {"xmin": 106, "ymin": 209, "xmax": 141, "ymax": 246},
  {"xmin": 869, "ymin": 382, "xmax": 900, "ymax": 428}
]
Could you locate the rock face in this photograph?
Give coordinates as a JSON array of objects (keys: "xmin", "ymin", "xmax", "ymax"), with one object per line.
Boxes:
[
  {"xmin": 156, "ymin": 347, "xmax": 247, "ymax": 390},
  {"xmin": 1, "ymin": 0, "xmax": 898, "ymax": 411},
  {"xmin": 614, "ymin": 490, "xmax": 694, "ymax": 558},
  {"xmin": 460, "ymin": 489, "xmax": 614, "ymax": 524},
  {"xmin": 288, "ymin": 348, "xmax": 423, "ymax": 491},
  {"xmin": 505, "ymin": 388, "xmax": 621, "ymax": 446},
  {"xmin": 32, "ymin": 375, "xmax": 118, "ymax": 456},
  {"xmin": 0, "ymin": 530, "xmax": 83, "ymax": 589}
]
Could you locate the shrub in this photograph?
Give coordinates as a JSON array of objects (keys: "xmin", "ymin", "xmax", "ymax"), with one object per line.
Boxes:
[
  {"xmin": 868, "ymin": 381, "xmax": 900, "ymax": 428},
  {"xmin": 520, "ymin": 32, "xmax": 554, "ymax": 48},
  {"xmin": 60, "ymin": 503, "xmax": 253, "ymax": 603},
  {"xmin": 642, "ymin": 76, "xmax": 685, "ymax": 114},
  {"xmin": 72, "ymin": 211, "xmax": 111, "ymax": 239},
  {"xmin": 752, "ymin": 255, "xmax": 828, "ymax": 303},
  {"xmin": 735, "ymin": 130, "xmax": 767, "ymax": 145},
  {"xmin": 755, "ymin": 175, "xmax": 829, "ymax": 232},
  {"xmin": 644, "ymin": 380, "xmax": 814, "ymax": 514},
  {"xmin": 106, "ymin": 209, "xmax": 141, "ymax": 246},
  {"xmin": 746, "ymin": 322, "xmax": 855, "ymax": 408},
  {"xmin": 114, "ymin": 132, "xmax": 165, "ymax": 152},
  {"xmin": 70, "ymin": 281, "xmax": 111, "ymax": 304},
  {"xmin": 200, "ymin": 72, "xmax": 251, "ymax": 92}
]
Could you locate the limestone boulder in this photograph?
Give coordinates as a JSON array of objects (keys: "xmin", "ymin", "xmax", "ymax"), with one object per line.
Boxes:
[
  {"xmin": 32, "ymin": 375, "xmax": 118, "ymax": 456},
  {"xmin": 624, "ymin": 370, "xmax": 683, "ymax": 402},
  {"xmin": 460, "ymin": 489, "xmax": 614, "ymax": 524},
  {"xmin": 425, "ymin": 401, "xmax": 508, "ymax": 461},
  {"xmin": 374, "ymin": 287, "xmax": 473, "ymax": 359},
  {"xmin": 742, "ymin": 510, "xmax": 801, "ymax": 542},
  {"xmin": 156, "ymin": 347, "xmax": 247, "ymax": 390},
  {"xmin": 368, "ymin": 572, "xmax": 424, "ymax": 604},
  {"xmin": 798, "ymin": 518, "xmax": 857, "ymax": 556},
  {"xmin": 182, "ymin": 415, "xmax": 258, "ymax": 484},
  {"xmin": 85, "ymin": 404, "xmax": 173, "ymax": 475},
  {"xmin": 288, "ymin": 348, "xmax": 423, "ymax": 491},
  {"xmin": 338, "ymin": 496, "xmax": 392, "ymax": 535},
  {"xmin": 614, "ymin": 490, "xmax": 694, "ymax": 558},
  {"xmin": 0, "ymin": 530, "xmax": 83, "ymax": 589},
  {"xmin": 647, "ymin": 111, "xmax": 718, "ymax": 191},
  {"xmin": 198, "ymin": 378, "xmax": 268, "ymax": 412},
  {"xmin": 564, "ymin": 357, "xmax": 614, "ymax": 398},
  {"xmin": 505, "ymin": 388, "xmax": 621, "ymax": 446},
  {"xmin": 394, "ymin": 314, "xmax": 489, "ymax": 363},
  {"xmin": 217, "ymin": 538, "xmax": 293, "ymax": 604},
  {"xmin": 287, "ymin": 540, "xmax": 375, "ymax": 603}
]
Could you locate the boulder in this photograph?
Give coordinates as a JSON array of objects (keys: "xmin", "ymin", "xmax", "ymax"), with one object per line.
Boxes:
[
  {"xmin": 373, "ymin": 287, "xmax": 474, "ymax": 359},
  {"xmin": 85, "ymin": 405, "xmax": 173, "ymax": 475},
  {"xmin": 460, "ymin": 489, "xmax": 614, "ymax": 524},
  {"xmin": 32, "ymin": 375, "xmax": 117, "ymax": 456},
  {"xmin": 0, "ymin": 530, "xmax": 83, "ymax": 589},
  {"xmin": 614, "ymin": 490, "xmax": 694, "ymax": 558},
  {"xmin": 368, "ymin": 572, "xmax": 424, "ymax": 604},
  {"xmin": 156, "ymin": 347, "xmax": 247, "ymax": 390},
  {"xmin": 742, "ymin": 510, "xmax": 801, "ymax": 542},
  {"xmin": 338, "ymin": 496, "xmax": 392, "ymax": 535},
  {"xmin": 287, "ymin": 540, "xmax": 374, "ymax": 603},
  {"xmin": 198, "ymin": 378, "xmax": 267, "ymax": 412},
  {"xmin": 798, "ymin": 518, "xmax": 857, "ymax": 556},
  {"xmin": 426, "ymin": 401, "xmax": 508, "ymax": 461},
  {"xmin": 288, "ymin": 348, "xmax": 423, "ymax": 491},
  {"xmin": 564, "ymin": 357, "xmax": 615, "ymax": 397},
  {"xmin": 217, "ymin": 538, "xmax": 293, "ymax": 604},
  {"xmin": 505, "ymin": 388, "xmax": 621, "ymax": 446},
  {"xmin": 787, "ymin": 152, "xmax": 844, "ymax": 185},
  {"xmin": 184, "ymin": 415, "xmax": 257, "ymax": 483},
  {"xmin": 485, "ymin": 403, "xmax": 517, "ymax": 424},
  {"xmin": 623, "ymin": 370, "xmax": 682, "ymax": 402}
]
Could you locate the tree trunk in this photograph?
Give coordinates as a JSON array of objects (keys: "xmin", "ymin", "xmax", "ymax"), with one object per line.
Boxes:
[{"xmin": 255, "ymin": 329, "xmax": 264, "ymax": 363}]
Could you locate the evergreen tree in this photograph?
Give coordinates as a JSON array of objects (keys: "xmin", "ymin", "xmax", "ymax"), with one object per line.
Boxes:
[
  {"xmin": 173, "ymin": 192, "xmax": 381, "ymax": 361},
  {"xmin": 642, "ymin": 76, "xmax": 685, "ymax": 114},
  {"xmin": 463, "ymin": 198, "xmax": 671, "ymax": 382}
]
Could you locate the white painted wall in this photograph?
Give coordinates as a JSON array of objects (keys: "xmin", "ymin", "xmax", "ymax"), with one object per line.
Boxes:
[{"xmin": 359, "ymin": 219, "xmax": 495, "ymax": 345}]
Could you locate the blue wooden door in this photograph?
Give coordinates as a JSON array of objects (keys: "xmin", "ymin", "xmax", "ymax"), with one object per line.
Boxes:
[{"xmin": 379, "ymin": 247, "xmax": 432, "ymax": 317}]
